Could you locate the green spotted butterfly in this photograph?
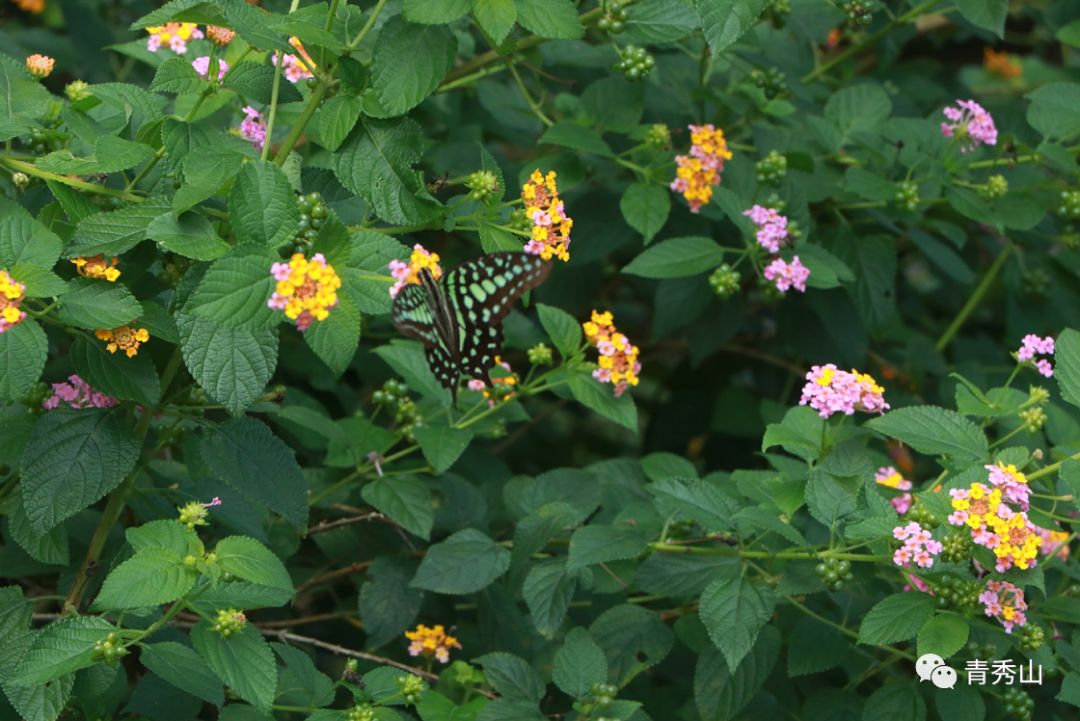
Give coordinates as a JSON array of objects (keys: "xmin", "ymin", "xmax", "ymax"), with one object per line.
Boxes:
[{"xmin": 392, "ymin": 252, "xmax": 552, "ymax": 401}]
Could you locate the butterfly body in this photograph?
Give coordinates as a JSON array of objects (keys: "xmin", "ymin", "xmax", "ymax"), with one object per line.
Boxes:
[{"xmin": 392, "ymin": 252, "xmax": 551, "ymax": 401}]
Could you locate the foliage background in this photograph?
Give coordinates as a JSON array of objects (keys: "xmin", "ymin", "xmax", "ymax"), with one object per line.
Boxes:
[{"xmin": 3, "ymin": 0, "xmax": 1080, "ymax": 720}]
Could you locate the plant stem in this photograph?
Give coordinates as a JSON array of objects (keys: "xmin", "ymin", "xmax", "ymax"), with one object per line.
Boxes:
[
  {"xmin": 262, "ymin": 53, "xmax": 286, "ymax": 162},
  {"xmin": 274, "ymin": 80, "xmax": 328, "ymax": 165},
  {"xmin": 349, "ymin": 0, "xmax": 388, "ymax": 49},
  {"xmin": 0, "ymin": 157, "xmax": 141, "ymax": 201},
  {"xmin": 648, "ymin": 542, "xmax": 887, "ymax": 562},
  {"xmin": 935, "ymin": 241, "xmax": 1012, "ymax": 352}
]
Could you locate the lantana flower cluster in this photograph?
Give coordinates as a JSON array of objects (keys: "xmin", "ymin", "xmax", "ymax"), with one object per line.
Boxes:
[
  {"xmin": 948, "ymin": 463, "xmax": 1039, "ymax": 572},
  {"xmin": 892, "ymin": 521, "xmax": 943, "ymax": 569},
  {"xmin": 43, "ymin": 375, "xmax": 118, "ymax": 410},
  {"xmin": 940, "ymin": 98, "xmax": 998, "ymax": 152},
  {"xmin": 404, "ymin": 624, "xmax": 461, "ymax": 664},
  {"xmin": 670, "ymin": 124, "xmax": 732, "ymax": 212},
  {"xmin": 25, "ymin": 54, "xmax": 54, "ymax": 79},
  {"xmin": 467, "ymin": 357, "xmax": 517, "ymax": 408},
  {"xmin": 743, "ymin": 205, "xmax": 789, "ymax": 253},
  {"xmin": 1035, "ymin": 525, "xmax": 1070, "ymax": 562},
  {"xmin": 268, "ymin": 253, "xmax": 342, "ymax": 331},
  {"xmin": 0, "ymin": 270, "xmax": 27, "ymax": 334},
  {"xmin": 1015, "ymin": 333, "xmax": 1054, "ymax": 378},
  {"xmin": 763, "ymin": 256, "xmax": 810, "ymax": 294},
  {"xmin": 875, "ymin": 466, "xmax": 913, "ymax": 514},
  {"xmin": 96, "ymin": 326, "xmax": 150, "ymax": 357},
  {"xmin": 273, "ymin": 38, "xmax": 316, "ymax": 84},
  {"xmin": 72, "ymin": 255, "xmax": 120, "ymax": 282},
  {"xmin": 239, "ymin": 106, "xmax": 268, "ymax": 150},
  {"xmin": 520, "ymin": 169, "xmax": 572, "ymax": 262},
  {"xmin": 798, "ymin": 364, "xmax": 889, "ymax": 418},
  {"xmin": 146, "ymin": 23, "xmax": 203, "ymax": 54},
  {"xmin": 388, "ymin": 244, "xmax": 443, "ymax": 299},
  {"xmin": 979, "ymin": 579, "xmax": 1027, "ymax": 633},
  {"xmin": 583, "ymin": 310, "xmax": 641, "ymax": 397}
]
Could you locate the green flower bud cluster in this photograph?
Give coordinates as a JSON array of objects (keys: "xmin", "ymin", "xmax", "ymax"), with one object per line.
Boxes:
[
  {"xmin": 645, "ymin": 123, "xmax": 671, "ymax": 149},
  {"xmin": 373, "ymin": 379, "xmax": 421, "ymax": 435},
  {"xmin": 466, "ymin": 170, "xmax": 500, "ymax": 202},
  {"xmin": 941, "ymin": 531, "xmax": 973, "ymax": 563},
  {"xmin": 615, "ymin": 46, "xmax": 655, "ymax": 81},
  {"xmin": 756, "ymin": 150, "xmax": 787, "ymax": 186},
  {"xmin": 750, "ymin": 67, "xmax": 786, "ymax": 99},
  {"xmin": 528, "ymin": 342, "xmax": 554, "ymax": 366},
  {"xmin": 931, "ymin": 576, "xmax": 981, "ymax": 611},
  {"xmin": 1019, "ymin": 406, "xmax": 1047, "ymax": 432},
  {"xmin": 980, "ymin": 174, "xmax": 1008, "ymax": 199},
  {"xmin": 397, "ymin": 674, "xmax": 427, "ymax": 705},
  {"xmin": 815, "ymin": 557, "xmax": 853, "ymax": 591},
  {"xmin": 894, "ymin": 180, "xmax": 920, "ymax": 212},
  {"xmin": 1021, "ymin": 268, "xmax": 1049, "ymax": 298},
  {"xmin": 25, "ymin": 126, "xmax": 63, "ymax": 156},
  {"xmin": 587, "ymin": 683, "xmax": 618, "ymax": 709},
  {"xmin": 764, "ymin": 0, "xmax": 792, "ymax": 27},
  {"xmin": 11, "ymin": 172, "xmax": 30, "ymax": 191},
  {"xmin": 296, "ymin": 192, "xmax": 327, "ymax": 251},
  {"xmin": 709, "ymin": 264, "xmax": 741, "ymax": 299},
  {"xmin": 840, "ymin": 0, "xmax": 873, "ymax": 26},
  {"xmin": 1003, "ymin": 686, "xmax": 1034, "ymax": 721},
  {"xmin": 1058, "ymin": 189, "xmax": 1080, "ymax": 221},
  {"xmin": 65, "ymin": 80, "xmax": 92, "ymax": 103},
  {"xmin": 347, "ymin": 705, "xmax": 376, "ymax": 721},
  {"xmin": 93, "ymin": 632, "xmax": 128, "ymax": 664},
  {"xmin": 907, "ymin": 499, "xmax": 941, "ymax": 528},
  {"xmin": 596, "ymin": 1, "xmax": 629, "ymax": 34},
  {"xmin": 211, "ymin": 608, "xmax": 247, "ymax": 638},
  {"xmin": 1017, "ymin": 623, "xmax": 1044, "ymax": 652}
]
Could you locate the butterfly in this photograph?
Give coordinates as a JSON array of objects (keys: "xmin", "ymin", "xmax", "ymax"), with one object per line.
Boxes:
[{"xmin": 392, "ymin": 252, "xmax": 552, "ymax": 402}]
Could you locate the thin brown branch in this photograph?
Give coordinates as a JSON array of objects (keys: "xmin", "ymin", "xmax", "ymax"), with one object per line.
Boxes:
[
  {"xmin": 307, "ymin": 512, "xmax": 385, "ymax": 535},
  {"xmin": 295, "ymin": 561, "xmax": 373, "ymax": 596}
]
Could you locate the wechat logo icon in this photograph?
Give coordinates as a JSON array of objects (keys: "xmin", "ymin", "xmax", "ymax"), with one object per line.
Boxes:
[{"xmin": 916, "ymin": 653, "xmax": 957, "ymax": 689}]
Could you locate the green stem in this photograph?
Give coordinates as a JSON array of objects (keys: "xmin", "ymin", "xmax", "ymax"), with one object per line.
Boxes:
[
  {"xmin": 988, "ymin": 422, "xmax": 1027, "ymax": 449},
  {"xmin": 349, "ymin": 0, "xmax": 389, "ymax": 49},
  {"xmin": 1027, "ymin": 450, "xmax": 1080, "ymax": 482},
  {"xmin": 274, "ymin": 80, "xmax": 329, "ymax": 165},
  {"xmin": 801, "ymin": 0, "xmax": 941, "ymax": 84},
  {"xmin": 648, "ymin": 542, "xmax": 887, "ymax": 562},
  {"xmin": 1, "ymin": 157, "xmax": 140, "ymax": 202},
  {"xmin": 935, "ymin": 241, "xmax": 1013, "ymax": 352},
  {"xmin": 261, "ymin": 52, "xmax": 287, "ymax": 162}
]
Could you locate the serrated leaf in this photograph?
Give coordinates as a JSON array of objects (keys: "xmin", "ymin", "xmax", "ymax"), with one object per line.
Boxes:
[
  {"xmin": 67, "ymin": 196, "xmax": 172, "ymax": 257},
  {"xmin": 19, "ymin": 408, "xmax": 140, "ymax": 532},
  {"xmin": 147, "ymin": 212, "xmax": 231, "ymax": 261},
  {"xmin": 699, "ymin": 574, "xmax": 776, "ymax": 672},
  {"xmin": 866, "ymin": 406, "xmax": 988, "ymax": 463},
  {"xmin": 568, "ymin": 373, "xmax": 637, "ymax": 431},
  {"xmin": 8, "ymin": 616, "xmax": 115, "ymax": 686},
  {"xmin": 413, "ymin": 425, "xmax": 474, "ymax": 474},
  {"xmin": 622, "ymin": 236, "xmax": 724, "ymax": 278},
  {"xmin": 371, "ymin": 17, "xmax": 456, "ymax": 117},
  {"xmin": 361, "ymin": 476, "xmax": 434, "ymax": 540},
  {"xmin": 228, "ymin": 160, "xmax": 300, "ymax": 249},
  {"xmin": 92, "ymin": 546, "xmax": 197, "ymax": 611},
  {"xmin": 954, "ymin": 0, "xmax": 1007, "ymax": 37},
  {"xmin": 56, "ymin": 279, "xmax": 143, "ymax": 331},
  {"xmin": 0, "ymin": 319, "xmax": 47, "ymax": 401},
  {"xmin": 696, "ymin": 0, "xmax": 768, "ymax": 54},
  {"xmin": 411, "ymin": 529, "xmax": 510, "ymax": 594},
  {"xmin": 589, "ymin": 605, "xmax": 673, "ymax": 686},
  {"xmin": 313, "ymin": 95, "xmax": 363, "ymax": 152},
  {"xmin": 536, "ymin": 303, "xmax": 582, "ymax": 359},
  {"xmin": 214, "ymin": 536, "xmax": 293, "ymax": 592},
  {"xmin": 0, "ymin": 215, "xmax": 63, "ymax": 268},
  {"xmin": 857, "ymin": 593, "xmax": 936, "ymax": 645},
  {"xmin": 522, "ymin": 560, "xmax": 576, "ymax": 638},
  {"xmin": 187, "ymin": 248, "xmax": 277, "ymax": 327},
  {"xmin": 567, "ymin": 524, "xmax": 648, "ymax": 571},
  {"xmin": 916, "ymin": 614, "xmax": 969, "ymax": 659},
  {"xmin": 694, "ymin": 626, "xmax": 779, "ymax": 721},
  {"xmin": 140, "ymin": 642, "xmax": 225, "ymax": 706},
  {"xmin": 304, "ymin": 292, "xmax": 360, "ymax": 377},
  {"xmin": 178, "ymin": 314, "xmax": 279, "ymax": 416},
  {"xmin": 71, "ymin": 335, "xmax": 161, "ymax": 406},
  {"xmin": 191, "ymin": 622, "xmax": 276, "ymax": 712},
  {"xmin": 473, "ymin": 0, "xmax": 517, "ymax": 43},
  {"xmin": 514, "ymin": 0, "xmax": 583, "ymax": 39},
  {"xmin": 553, "ymin": 628, "xmax": 607, "ymax": 699},
  {"xmin": 620, "ymin": 182, "xmax": 670, "ymax": 243},
  {"xmin": 476, "ymin": 652, "xmax": 545, "ymax": 703}
]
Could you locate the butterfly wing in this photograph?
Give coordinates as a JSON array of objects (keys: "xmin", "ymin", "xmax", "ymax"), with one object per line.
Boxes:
[
  {"xmin": 392, "ymin": 270, "xmax": 463, "ymax": 400},
  {"xmin": 443, "ymin": 252, "xmax": 551, "ymax": 381},
  {"xmin": 391, "ymin": 282, "xmax": 440, "ymax": 347}
]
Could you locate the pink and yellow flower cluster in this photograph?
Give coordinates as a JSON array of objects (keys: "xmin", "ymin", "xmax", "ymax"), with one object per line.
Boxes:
[
  {"xmin": 268, "ymin": 253, "xmax": 341, "ymax": 331},
  {"xmin": 798, "ymin": 364, "xmax": 889, "ymax": 418},
  {"xmin": 670, "ymin": 124, "xmax": 732, "ymax": 213},
  {"xmin": 979, "ymin": 579, "xmax": 1027, "ymax": 633},
  {"xmin": 0, "ymin": 270, "xmax": 27, "ymax": 334},
  {"xmin": 404, "ymin": 624, "xmax": 461, "ymax": 664},
  {"xmin": 273, "ymin": 37, "xmax": 316, "ymax": 84},
  {"xmin": 520, "ymin": 169, "xmax": 571, "ymax": 262},
  {"xmin": 388, "ymin": 244, "xmax": 443, "ymax": 299},
  {"xmin": 875, "ymin": 466, "xmax": 913, "ymax": 515},
  {"xmin": 583, "ymin": 310, "xmax": 641, "ymax": 397},
  {"xmin": 72, "ymin": 255, "xmax": 121, "ymax": 282},
  {"xmin": 146, "ymin": 23, "xmax": 204, "ymax": 54},
  {"xmin": 892, "ymin": 521, "xmax": 942, "ymax": 569},
  {"xmin": 948, "ymin": 463, "xmax": 1039, "ymax": 572}
]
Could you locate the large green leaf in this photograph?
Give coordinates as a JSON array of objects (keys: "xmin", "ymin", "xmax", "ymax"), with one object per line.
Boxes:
[
  {"xmin": 411, "ymin": 529, "xmax": 511, "ymax": 594},
  {"xmin": 191, "ymin": 622, "xmax": 277, "ymax": 712},
  {"xmin": 362, "ymin": 476, "xmax": 434, "ymax": 540},
  {"xmin": 858, "ymin": 593, "xmax": 936, "ymax": 645},
  {"xmin": 214, "ymin": 536, "xmax": 293, "ymax": 593},
  {"xmin": 186, "ymin": 247, "xmax": 277, "ymax": 327},
  {"xmin": 370, "ymin": 17, "xmax": 456, "ymax": 117},
  {"xmin": 228, "ymin": 160, "xmax": 300, "ymax": 249},
  {"xmin": 695, "ymin": 0, "xmax": 769, "ymax": 54},
  {"xmin": 92, "ymin": 546, "xmax": 197, "ymax": 611},
  {"xmin": 552, "ymin": 628, "xmax": 607, "ymax": 699},
  {"xmin": 8, "ymin": 616, "xmax": 115, "ymax": 686},
  {"xmin": 699, "ymin": 573, "xmax": 776, "ymax": 672},
  {"xmin": 140, "ymin": 642, "xmax": 226, "ymax": 706},
  {"xmin": 622, "ymin": 236, "xmax": 725, "ymax": 278},
  {"xmin": 0, "ymin": 319, "xmax": 47, "ymax": 401},
  {"xmin": 866, "ymin": 406, "xmax": 988, "ymax": 463},
  {"xmin": 178, "ymin": 314, "xmax": 279, "ymax": 416},
  {"xmin": 71, "ymin": 335, "xmax": 161, "ymax": 406}
]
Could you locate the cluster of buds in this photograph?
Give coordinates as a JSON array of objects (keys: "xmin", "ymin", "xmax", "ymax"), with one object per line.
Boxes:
[
  {"xmin": 65, "ymin": 80, "xmax": 92, "ymax": 102},
  {"xmin": 614, "ymin": 45, "xmax": 654, "ymax": 81},
  {"xmin": 645, "ymin": 123, "xmax": 670, "ymax": 149},
  {"xmin": 295, "ymin": 192, "xmax": 328, "ymax": 250},
  {"xmin": 1058, "ymin": 189, "xmax": 1080, "ymax": 221},
  {"xmin": 815, "ymin": 557, "xmax": 853, "ymax": 591},
  {"xmin": 894, "ymin": 180, "xmax": 919, "ymax": 212},
  {"xmin": 177, "ymin": 497, "xmax": 222, "ymax": 529},
  {"xmin": 755, "ymin": 150, "xmax": 787, "ymax": 186},
  {"xmin": 709, "ymin": 264, "xmax": 741, "ymax": 299},
  {"xmin": 466, "ymin": 170, "xmax": 500, "ymax": 202},
  {"xmin": 929, "ymin": 575, "xmax": 982, "ymax": 611},
  {"xmin": 528, "ymin": 342, "xmax": 554, "ymax": 366},
  {"xmin": 596, "ymin": 0, "xmax": 630, "ymax": 33},
  {"xmin": 373, "ymin": 379, "xmax": 422, "ymax": 438},
  {"xmin": 839, "ymin": 0, "xmax": 873, "ymax": 26},
  {"xmin": 396, "ymin": 674, "xmax": 427, "ymax": 705},
  {"xmin": 750, "ymin": 67, "xmax": 786, "ymax": 99},
  {"xmin": 1019, "ymin": 406, "xmax": 1046, "ymax": 433},
  {"xmin": 93, "ymin": 633, "xmax": 128, "ymax": 664},
  {"xmin": 211, "ymin": 608, "xmax": 248, "ymax": 637},
  {"xmin": 980, "ymin": 174, "xmax": 1008, "ymax": 199},
  {"xmin": 347, "ymin": 706, "xmax": 376, "ymax": 721}
]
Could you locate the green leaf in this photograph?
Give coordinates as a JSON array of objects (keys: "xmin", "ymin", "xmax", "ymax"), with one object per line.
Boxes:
[
  {"xmin": 540, "ymin": 123, "xmax": 613, "ymax": 157},
  {"xmin": 127, "ymin": 520, "xmax": 202, "ymax": 556},
  {"xmin": 589, "ymin": 605, "xmax": 673, "ymax": 686},
  {"xmin": 92, "ymin": 546, "xmax": 197, "ymax": 611},
  {"xmin": 857, "ymin": 592, "xmax": 936, "ymax": 645},
  {"xmin": 191, "ymin": 622, "xmax": 277, "ymax": 712},
  {"xmin": 332, "ymin": 118, "xmax": 438, "ymax": 225},
  {"xmin": 916, "ymin": 614, "xmax": 969, "ymax": 659},
  {"xmin": 20, "ymin": 408, "xmax": 140, "ymax": 532},
  {"xmin": 8, "ymin": 487, "xmax": 68, "ymax": 565},
  {"xmin": 1026, "ymin": 83, "xmax": 1080, "ymax": 140},
  {"xmin": 514, "ymin": 0, "xmax": 583, "ymax": 38},
  {"xmin": 358, "ymin": 557, "xmax": 424, "ymax": 649},
  {"xmin": 620, "ymin": 182, "xmax": 670, "ymax": 243},
  {"xmin": 374, "ymin": 340, "xmax": 452, "ymax": 407},
  {"xmin": 68, "ymin": 196, "xmax": 173, "ymax": 258},
  {"xmin": 223, "ymin": 62, "xmax": 301, "ymax": 105},
  {"xmin": 537, "ymin": 304, "xmax": 582, "ymax": 359},
  {"xmin": 214, "ymin": 536, "xmax": 293, "ymax": 593},
  {"xmin": 178, "ymin": 314, "xmax": 279, "ymax": 416},
  {"xmin": 825, "ymin": 83, "xmax": 892, "ymax": 144},
  {"xmin": 954, "ymin": 0, "xmax": 1007, "ymax": 37},
  {"xmin": 405, "ymin": 0, "xmax": 473, "ymax": 23},
  {"xmin": 695, "ymin": 0, "xmax": 768, "ymax": 54},
  {"xmin": 568, "ymin": 373, "xmax": 637, "ymax": 431},
  {"xmin": 522, "ymin": 560, "xmax": 576, "ymax": 638},
  {"xmin": 793, "ymin": 244, "xmax": 854, "ymax": 289},
  {"xmin": 187, "ymin": 248, "xmax": 277, "ymax": 327},
  {"xmin": 694, "ymin": 626, "xmax": 779, "ymax": 721},
  {"xmin": 472, "ymin": 0, "xmax": 517, "ymax": 43},
  {"xmin": 567, "ymin": 524, "xmax": 648, "ymax": 571},
  {"xmin": 0, "ymin": 215, "xmax": 63, "ymax": 268},
  {"xmin": 147, "ymin": 212, "xmax": 231, "ymax": 261},
  {"xmin": 647, "ymin": 477, "xmax": 737, "ymax": 533},
  {"xmin": 622, "ymin": 236, "xmax": 724, "ymax": 278},
  {"xmin": 313, "ymin": 95, "xmax": 364, "ymax": 152},
  {"xmin": 1058, "ymin": 19, "xmax": 1080, "ymax": 49},
  {"xmin": 0, "ymin": 54, "xmax": 50, "ymax": 126},
  {"xmin": 624, "ymin": 0, "xmax": 698, "ymax": 43},
  {"xmin": 371, "ymin": 17, "xmax": 457, "ymax": 117},
  {"xmin": 304, "ymin": 292, "xmax": 360, "ymax": 377},
  {"xmin": 411, "ymin": 529, "xmax": 511, "ymax": 594},
  {"xmin": 866, "ymin": 406, "xmax": 988, "ymax": 463},
  {"xmin": 1055, "ymin": 328, "xmax": 1080, "ymax": 411},
  {"xmin": 273, "ymin": 643, "xmax": 335, "ymax": 708},
  {"xmin": 476, "ymin": 653, "xmax": 545, "ymax": 703},
  {"xmin": 38, "ymin": 136, "xmax": 154, "ymax": 176},
  {"xmin": 787, "ymin": 617, "xmax": 846, "ymax": 677},
  {"xmin": 8, "ymin": 616, "xmax": 115, "ymax": 686},
  {"xmin": 863, "ymin": 683, "xmax": 926, "ymax": 721},
  {"xmin": 413, "ymin": 425, "xmax": 475, "ymax": 474},
  {"xmin": 150, "ymin": 56, "xmax": 208, "ymax": 94},
  {"xmin": 140, "ymin": 642, "xmax": 225, "ymax": 707},
  {"xmin": 553, "ymin": 627, "xmax": 607, "ymax": 699},
  {"xmin": 699, "ymin": 573, "xmax": 776, "ymax": 672},
  {"xmin": 199, "ymin": 417, "xmax": 308, "ymax": 529},
  {"xmin": 0, "ymin": 319, "xmax": 47, "ymax": 401},
  {"xmin": 361, "ymin": 476, "xmax": 434, "ymax": 540},
  {"xmin": 10, "ymin": 264, "xmax": 68, "ymax": 298},
  {"xmin": 228, "ymin": 160, "xmax": 300, "ymax": 249},
  {"xmin": 71, "ymin": 336, "xmax": 161, "ymax": 406},
  {"xmin": 56, "ymin": 279, "xmax": 143, "ymax": 331},
  {"xmin": 935, "ymin": 684, "xmax": 985, "ymax": 721}
]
